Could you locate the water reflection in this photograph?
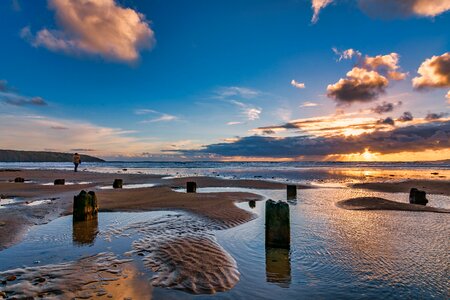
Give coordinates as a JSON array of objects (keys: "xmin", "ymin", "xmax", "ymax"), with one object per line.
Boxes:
[
  {"xmin": 72, "ymin": 217, "xmax": 98, "ymax": 246},
  {"xmin": 265, "ymin": 247, "xmax": 291, "ymax": 287}
]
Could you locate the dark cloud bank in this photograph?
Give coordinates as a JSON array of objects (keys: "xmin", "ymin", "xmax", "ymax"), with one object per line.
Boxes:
[{"xmin": 178, "ymin": 121, "xmax": 450, "ymax": 158}]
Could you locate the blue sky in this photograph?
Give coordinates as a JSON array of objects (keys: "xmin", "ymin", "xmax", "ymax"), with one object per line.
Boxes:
[{"xmin": 0, "ymin": 0, "xmax": 449, "ymax": 160}]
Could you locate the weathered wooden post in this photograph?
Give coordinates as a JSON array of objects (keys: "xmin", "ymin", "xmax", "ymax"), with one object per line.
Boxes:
[
  {"xmin": 73, "ymin": 217, "xmax": 98, "ymax": 246},
  {"xmin": 286, "ymin": 185, "xmax": 297, "ymax": 200},
  {"xmin": 14, "ymin": 177, "xmax": 25, "ymax": 183},
  {"xmin": 249, "ymin": 200, "xmax": 256, "ymax": 208},
  {"xmin": 113, "ymin": 179, "xmax": 123, "ymax": 189},
  {"xmin": 54, "ymin": 179, "xmax": 65, "ymax": 185},
  {"xmin": 265, "ymin": 247, "xmax": 291, "ymax": 287},
  {"xmin": 186, "ymin": 181, "xmax": 197, "ymax": 193},
  {"xmin": 73, "ymin": 190, "xmax": 98, "ymax": 221},
  {"xmin": 409, "ymin": 188, "xmax": 428, "ymax": 205},
  {"xmin": 265, "ymin": 200, "xmax": 290, "ymax": 249}
]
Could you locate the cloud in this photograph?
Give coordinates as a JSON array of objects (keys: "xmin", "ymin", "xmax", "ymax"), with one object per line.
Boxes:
[
  {"xmin": 358, "ymin": 0, "xmax": 450, "ymax": 18},
  {"xmin": 299, "ymin": 101, "xmax": 319, "ymax": 108},
  {"xmin": 332, "ymin": 48, "xmax": 362, "ymax": 61},
  {"xmin": 229, "ymin": 100, "xmax": 262, "ymax": 121},
  {"xmin": 447, "ymin": 90, "xmax": 450, "ymax": 103},
  {"xmin": 0, "ymin": 81, "xmax": 48, "ymax": 107},
  {"xmin": 215, "ymin": 86, "xmax": 260, "ymax": 99},
  {"xmin": 412, "ymin": 53, "xmax": 450, "ymax": 90},
  {"xmin": 311, "ymin": 0, "xmax": 333, "ymax": 23},
  {"xmin": 327, "ymin": 51, "xmax": 406, "ymax": 104},
  {"xmin": 327, "ymin": 67, "xmax": 389, "ymax": 104},
  {"xmin": 376, "ymin": 117, "xmax": 395, "ymax": 126},
  {"xmin": 313, "ymin": 1, "xmax": 450, "ymax": 23},
  {"xmin": 226, "ymin": 121, "xmax": 242, "ymax": 126},
  {"xmin": 291, "ymin": 80, "xmax": 305, "ymax": 89},
  {"xmin": 371, "ymin": 101, "xmax": 399, "ymax": 114},
  {"xmin": 425, "ymin": 112, "xmax": 449, "ymax": 120},
  {"xmin": 397, "ymin": 111, "xmax": 414, "ymax": 122},
  {"xmin": 22, "ymin": 0, "xmax": 155, "ymax": 62},
  {"xmin": 181, "ymin": 120, "xmax": 450, "ymax": 158}
]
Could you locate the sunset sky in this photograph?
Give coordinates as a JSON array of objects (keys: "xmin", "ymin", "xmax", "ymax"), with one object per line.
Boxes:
[{"xmin": 0, "ymin": 0, "xmax": 449, "ymax": 161}]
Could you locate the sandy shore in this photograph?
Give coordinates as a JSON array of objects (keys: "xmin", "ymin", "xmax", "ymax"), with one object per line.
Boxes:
[
  {"xmin": 0, "ymin": 169, "xmax": 301, "ymax": 250},
  {"xmin": 352, "ymin": 180, "xmax": 450, "ymax": 196},
  {"xmin": 337, "ymin": 197, "xmax": 450, "ymax": 213}
]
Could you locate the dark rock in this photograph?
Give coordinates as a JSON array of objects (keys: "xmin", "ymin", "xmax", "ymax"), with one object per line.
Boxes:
[
  {"xmin": 54, "ymin": 179, "xmax": 65, "ymax": 185},
  {"xmin": 265, "ymin": 200, "xmax": 290, "ymax": 249},
  {"xmin": 113, "ymin": 179, "xmax": 123, "ymax": 189},
  {"xmin": 73, "ymin": 190, "xmax": 98, "ymax": 221},
  {"xmin": 122, "ymin": 168, "xmax": 128, "ymax": 171},
  {"xmin": 409, "ymin": 188, "xmax": 428, "ymax": 206},
  {"xmin": 286, "ymin": 185, "xmax": 297, "ymax": 200},
  {"xmin": 186, "ymin": 181, "xmax": 197, "ymax": 193},
  {"xmin": 14, "ymin": 177, "xmax": 25, "ymax": 183},
  {"xmin": 6, "ymin": 275, "xmax": 16, "ymax": 281}
]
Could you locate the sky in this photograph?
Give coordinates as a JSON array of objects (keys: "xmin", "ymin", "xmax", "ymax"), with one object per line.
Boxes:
[{"xmin": 0, "ymin": 0, "xmax": 449, "ymax": 161}]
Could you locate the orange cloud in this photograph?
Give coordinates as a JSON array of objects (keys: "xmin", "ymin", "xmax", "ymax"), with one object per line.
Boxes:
[
  {"xmin": 412, "ymin": 52, "xmax": 450, "ymax": 90},
  {"xmin": 22, "ymin": 0, "xmax": 155, "ymax": 62}
]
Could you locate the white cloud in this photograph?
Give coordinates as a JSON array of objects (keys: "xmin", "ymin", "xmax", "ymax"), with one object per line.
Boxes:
[
  {"xmin": 215, "ymin": 86, "xmax": 260, "ymax": 99},
  {"xmin": 136, "ymin": 109, "xmax": 179, "ymax": 123},
  {"xmin": 412, "ymin": 53, "xmax": 450, "ymax": 90},
  {"xmin": 291, "ymin": 80, "xmax": 305, "ymax": 89},
  {"xmin": 22, "ymin": 0, "xmax": 155, "ymax": 62},
  {"xmin": 229, "ymin": 100, "xmax": 262, "ymax": 121},
  {"xmin": 311, "ymin": 0, "xmax": 333, "ymax": 23},
  {"xmin": 226, "ymin": 121, "xmax": 242, "ymax": 125},
  {"xmin": 300, "ymin": 102, "xmax": 319, "ymax": 107},
  {"xmin": 333, "ymin": 48, "xmax": 362, "ymax": 61}
]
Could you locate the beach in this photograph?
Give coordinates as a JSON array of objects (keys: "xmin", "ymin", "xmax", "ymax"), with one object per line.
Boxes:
[{"xmin": 0, "ymin": 165, "xmax": 449, "ymax": 299}]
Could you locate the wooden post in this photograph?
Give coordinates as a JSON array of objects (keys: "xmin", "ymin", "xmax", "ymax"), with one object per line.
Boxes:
[
  {"xmin": 54, "ymin": 179, "xmax": 65, "ymax": 185},
  {"xmin": 73, "ymin": 190, "xmax": 98, "ymax": 221},
  {"xmin": 265, "ymin": 200, "xmax": 290, "ymax": 249},
  {"xmin": 113, "ymin": 179, "xmax": 123, "ymax": 189},
  {"xmin": 14, "ymin": 177, "xmax": 25, "ymax": 183},
  {"xmin": 249, "ymin": 200, "xmax": 256, "ymax": 208},
  {"xmin": 286, "ymin": 185, "xmax": 297, "ymax": 200},
  {"xmin": 186, "ymin": 181, "xmax": 197, "ymax": 193},
  {"xmin": 409, "ymin": 188, "xmax": 428, "ymax": 205}
]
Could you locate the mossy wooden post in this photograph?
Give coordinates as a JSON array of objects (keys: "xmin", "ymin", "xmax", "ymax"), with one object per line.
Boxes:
[
  {"xmin": 14, "ymin": 177, "xmax": 25, "ymax": 183},
  {"xmin": 73, "ymin": 190, "xmax": 98, "ymax": 221},
  {"xmin": 249, "ymin": 200, "xmax": 256, "ymax": 208},
  {"xmin": 265, "ymin": 200, "xmax": 290, "ymax": 249},
  {"xmin": 286, "ymin": 185, "xmax": 297, "ymax": 200},
  {"xmin": 54, "ymin": 179, "xmax": 65, "ymax": 185},
  {"xmin": 187, "ymin": 181, "xmax": 197, "ymax": 193},
  {"xmin": 113, "ymin": 179, "xmax": 123, "ymax": 189},
  {"xmin": 409, "ymin": 188, "xmax": 428, "ymax": 205}
]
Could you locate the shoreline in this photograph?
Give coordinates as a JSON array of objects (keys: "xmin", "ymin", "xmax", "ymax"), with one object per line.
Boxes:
[{"xmin": 1, "ymin": 168, "xmax": 450, "ymax": 251}]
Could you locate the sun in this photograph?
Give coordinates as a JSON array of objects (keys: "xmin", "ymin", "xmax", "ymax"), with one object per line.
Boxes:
[{"xmin": 362, "ymin": 148, "xmax": 376, "ymax": 161}]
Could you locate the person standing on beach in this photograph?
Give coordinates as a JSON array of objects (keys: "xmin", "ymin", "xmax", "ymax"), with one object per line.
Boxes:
[{"xmin": 73, "ymin": 153, "xmax": 81, "ymax": 172}]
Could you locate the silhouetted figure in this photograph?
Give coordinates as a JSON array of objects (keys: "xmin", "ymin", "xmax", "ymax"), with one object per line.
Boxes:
[{"xmin": 73, "ymin": 153, "xmax": 81, "ymax": 172}]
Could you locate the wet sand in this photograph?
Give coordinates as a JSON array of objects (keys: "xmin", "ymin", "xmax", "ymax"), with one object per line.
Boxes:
[
  {"xmin": 337, "ymin": 197, "xmax": 450, "ymax": 213},
  {"xmin": 352, "ymin": 180, "xmax": 450, "ymax": 196},
  {"xmin": 0, "ymin": 169, "xmax": 289, "ymax": 250}
]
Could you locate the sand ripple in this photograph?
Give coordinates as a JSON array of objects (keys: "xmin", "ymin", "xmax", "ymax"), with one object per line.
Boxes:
[
  {"xmin": 103, "ymin": 213, "xmax": 240, "ymax": 294},
  {"xmin": 0, "ymin": 252, "xmax": 133, "ymax": 299}
]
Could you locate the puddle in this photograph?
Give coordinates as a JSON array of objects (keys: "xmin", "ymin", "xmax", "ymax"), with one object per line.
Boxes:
[
  {"xmin": 0, "ymin": 198, "xmax": 21, "ymax": 209},
  {"xmin": 41, "ymin": 181, "xmax": 92, "ymax": 186},
  {"xmin": 99, "ymin": 183, "xmax": 157, "ymax": 189}
]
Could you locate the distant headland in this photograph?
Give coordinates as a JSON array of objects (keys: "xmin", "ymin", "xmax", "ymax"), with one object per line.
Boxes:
[{"xmin": 0, "ymin": 150, "xmax": 105, "ymax": 162}]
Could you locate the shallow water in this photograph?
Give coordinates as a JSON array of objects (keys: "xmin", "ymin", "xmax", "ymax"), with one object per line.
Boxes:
[{"xmin": 0, "ymin": 188, "xmax": 449, "ymax": 299}]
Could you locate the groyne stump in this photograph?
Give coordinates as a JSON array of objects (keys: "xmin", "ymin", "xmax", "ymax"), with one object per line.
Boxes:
[
  {"xmin": 265, "ymin": 200, "xmax": 290, "ymax": 249},
  {"xmin": 73, "ymin": 190, "xmax": 98, "ymax": 221},
  {"xmin": 54, "ymin": 179, "xmax": 65, "ymax": 185},
  {"xmin": 113, "ymin": 179, "xmax": 123, "ymax": 189},
  {"xmin": 14, "ymin": 177, "xmax": 25, "ymax": 183},
  {"xmin": 409, "ymin": 188, "xmax": 428, "ymax": 205},
  {"xmin": 286, "ymin": 185, "xmax": 297, "ymax": 200},
  {"xmin": 187, "ymin": 181, "xmax": 197, "ymax": 193}
]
